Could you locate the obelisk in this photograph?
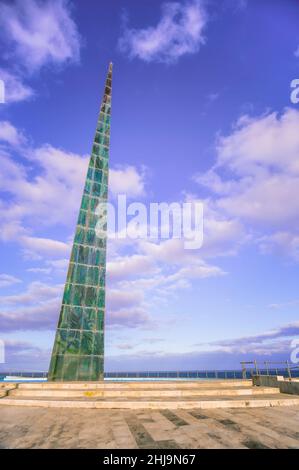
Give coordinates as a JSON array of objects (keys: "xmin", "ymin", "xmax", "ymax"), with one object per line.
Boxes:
[{"xmin": 48, "ymin": 63, "xmax": 112, "ymax": 381}]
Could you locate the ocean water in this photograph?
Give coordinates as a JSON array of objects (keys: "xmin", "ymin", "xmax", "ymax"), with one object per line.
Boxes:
[{"xmin": 1, "ymin": 368, "xmax": 298, "ymax": 382}]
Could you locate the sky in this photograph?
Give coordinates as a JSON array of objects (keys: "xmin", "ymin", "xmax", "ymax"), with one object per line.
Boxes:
[{"xmin": 0, "ymin": 0, "xmax": 299, "ymax": 372}]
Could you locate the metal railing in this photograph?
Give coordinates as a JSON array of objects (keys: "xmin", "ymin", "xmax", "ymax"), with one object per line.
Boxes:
[
  {"xmin": 0, "ymin": 371, "xmax": 47, "ymax": 379},
  {"xmin": 2, "ymin": 365, "xmax": 298, "ymax": 381},
  {"xmin": 104, "ymin": 370, "xmax": 246, "ymax": 379},
  {"xmin": 1, "ymin": 369, "xmax": 250, "ymax": 380},
  {"xmin": 240, "ymin": 360, "xmax": 299, "ymax": 379}
]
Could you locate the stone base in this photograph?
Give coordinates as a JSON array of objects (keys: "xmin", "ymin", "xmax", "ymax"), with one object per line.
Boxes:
[{"xmin": 1, "ymin": 380, "xmax": 299, "ymax": 409}]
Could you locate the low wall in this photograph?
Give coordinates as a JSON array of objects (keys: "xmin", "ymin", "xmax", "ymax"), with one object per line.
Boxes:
[
  {"xmin": 252, "ymin": 375, "xmax": 299, "ymax": 395},
  {"xmin": 279, "ymin": 380, "xmax": 299, "ymax": 395}
]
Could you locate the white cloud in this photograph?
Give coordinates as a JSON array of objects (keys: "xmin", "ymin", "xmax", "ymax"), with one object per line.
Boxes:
[
  {"xmin": 0, "ymin": 69, "xmax": 34, "ymax": 103},
  {"xmin": 0, "ymin": 0, "xmax": 81, "ymax": 72},
  {"xmin": 0, "ymin": 140, "xmax": 88, "ymax": 231},
  {"xmin": 109, "ymin": 166, "xmax": 146, "ymax": 197},
  {"xmin": 107, "ymin": 308, "xmax": 152, "ymax": 329},
  {"xmin": 46, "ymin": 258, "xmax": 69, "ymax": 270},
  {"xmin": 119, "ymin": 0, "xmax": 207, "ymax": 63},
  {"xmin": 258, "ymin": 231, "xmax": 299, "ymax": 262},
  {"xmin": 104, "ymin": 236, "xmax": 225, "ymax": 333},
  {"xmin": 21, "ymin": 236, "xmax": 70, "ymax": 258},
  {"xmin": 295, "ymin": 45, "xmax": 299, "ymax": 57},
  {"xmin": 268, "ymin": 299, "xmax": 299, "ymax": 310},
  {"xmin": 0, "ymin": 281, "xmax": 62, "ymax": 306},
  {"xmin": 202, "ymin": 321, "xmax": 299, "ymax": 355},
  {"xmin": 0, "ymin": 281, "xmax": 62, "ymax": 331},
  {"xmin": 0, "ymin": 130, "xmax": 147, "ymax": 246},
  {"xmin": 196, "ymin": 108, "xmax": 299, "ymax": 261},
  {"xmin": 0, "ymin": 298, "xmax": 60, "ymax": 332},
  {"xmin": 106, "ymin": 289, "xmax": 143, "ymax": 311},
  {"xmin": 0, "ymin": 121, "xmax": 25, "ymax": 146},
  {"xmin": 27, "ymin": 267, "xmax": 52, "ymax": 275},
  {"xmin": 107, "ymin": 254, "xmax": 156, "ymax": 280},
  {"xmin": 216, "ymin": 109, "xmax": 299, "ymax": 177},
  {"xmin": 0, "ymin": 274, "xmax": 21, "ymax": 288}
]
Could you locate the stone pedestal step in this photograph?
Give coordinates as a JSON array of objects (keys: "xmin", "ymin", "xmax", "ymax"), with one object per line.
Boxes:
[
  {"xmin": 6, "ymin": 380, "xmax": 252, "ymax": 390},
  {"xmin": 8, "ymin": 386, "xmax": 278, "ymax": 398},
  {"xmin": 1, "ymin": 394, "xmax": 299, "ymax": 409}
]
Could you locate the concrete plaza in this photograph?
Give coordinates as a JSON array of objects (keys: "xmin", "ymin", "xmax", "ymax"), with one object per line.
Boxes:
[{"xmin": 1, "ymin": 405, "xmax": 299, "ymax": 449}]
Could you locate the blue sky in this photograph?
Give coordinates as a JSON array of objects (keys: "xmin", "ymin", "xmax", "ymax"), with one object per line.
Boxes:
[{"xmin": 0, "ymin": 0, "xmax": 299, "ymax": 372}]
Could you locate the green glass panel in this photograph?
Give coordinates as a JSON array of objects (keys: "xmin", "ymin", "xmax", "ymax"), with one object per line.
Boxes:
[
  {"xmin": 100, "ymin": 185, "xmax": 108, "ymax": 198},
  {"xmin": 72, "ymin": 284, "xmax": 85, "ymax": 306},
  {"xmin": 94, "ymin": 169, "xmax": 103, "ymax": 182},
  {"xmin": 85, "ymin": 286, "xmax": 97, "ymax": 307},
  {"xmin": 82, "ymin": 308, "xmax": 96, "ymax": 331},
  {"xmin": 70, "ymin": 244, "xmax": 78, "ymax": 263},
  {"xmin": 102, "ymin": 172, "xmax": 108, "ymax": 185},
  {"xmin": 87, "ymin": 167, "xmax": 93, "ymax": 180},
  {"xmin": 101, "ymin": 160, "xmax": 108, "ymax": 172},
  {"xmin": 59, "ymin": 306, "xmax": 82, "ymax": 330},
  {"xmin": 87, "ymin": 213, "xmax": 98, "ymax": 229},
  {"xmin": 92, "ymin": 182, "xmax": 101, "ymax": 197},
  {"xmin": 94, "ymin": 132, "xmax": 108, "ymax": 145},
  {"xmin": 95, "ymin": 236, "xmax": 106, "ymax": 249},
  {"xmin": 84, "ymin": 180, "xmax": 92, "ymax": 195},
  {"xmin": 77, "ymin": 356, "xmax": 92, "ymax": 381},
  {"xmin": 78, "ymin": 209, "xmax": 87, "ymax": 226},
  {"xmin": 86, "ymin": 248, "xmax": 95, "ymax": 265},
  {"xmin": 65, "ymin": 330, "xmax": 81, "ymax": 354},
  {"xmin": 85, "ymin": 229, "xmax": 95, "ymax": 245},
  {"xmin": 94, "ymin": 156, "xmax": 103, "ymax": 170},
  {"xmin": 54, "ymin": 329, "xmax": 68, "ymax": 355},
  {"xmin": 90, "ymin": 197, "xmax": 99, "ymax": 211},
  {"xmin": 86, "ymin": 266, "xmax": 98, "ymax": 285},
  {"xmin": 98, "ymin": 146, "xmax": 109, "ymax": 159},
  {"xmin": 95, "ymin": 309, "xmax": 104, "ymax": 331},
  {"xmin": 92, "ymin": 144, "xmax": 99, "ymax": 155},
  {"xmin": 81, "ymin": 331, "xmax": 94, "ymax": 355},
  {"xmin": 99, "ymin": 112, "xmax": 108, "ymax": 123},
  {"xmin": 96, "ymin": 250, "xmax": 105, "ymax": 265},
  {"xmin": 70, "ymin": 306, "xmax": 83, "ymax": 329},
  {"xmin": 102, "ymin": 93, "xmax": 111, "ymax": 105},
  {"xmin": 62, "ymin": 283, "xmax": 72, "ymax": 305},
  {"xmin": 51, "ymin": 355, "xmax": 64, "ymax": 380},
  {"xmin": 90, "ymin": 356, "xmax": 104, "ymax": 380},
  {"xmin": 81, "ymin": 195, "xmax": 90, "ymax": 210},
  {"xmin": 101, "ymin": 102, "xmax": 111, "ymax": 114},
  {"xmin": 93, "ymin": 332, "xmax": 104, "ymax": 355},
  {"xmin": 58, "ymin": 306, "xmax": 67, "ymax": 329},
  {"xmin": 74, "ymin": 227, "xmax": 85, "ymax": 244},
  {"xmin": 99, "ymin": 268, "xmax": 105, "ymax": 287},
  {"xmin": 66, "ymin": 262, "xmax": 75, "ymax": 283},
  {"xmin": 63, "ymin": 356, "xmax": 79, "ymax": 380},
  {"xmin": 97, "ymin": 289, "xmax": 105, "ymax": 309},
  {"xmin": 90, "ymin": 154, "xmax": 95, "ymax": 167},
  {"xmin": 75, "ymin": 264, "xmax": 87, "ymax": 284},
  {"xmin": 78, "ymin": 245, "xmax": 89, "ymax": 264}
]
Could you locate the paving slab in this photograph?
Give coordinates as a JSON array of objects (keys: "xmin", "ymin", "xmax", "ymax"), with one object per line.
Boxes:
[{"xmin": 1, "ymin": 406, "xmax": 299, "ymax": 449}]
